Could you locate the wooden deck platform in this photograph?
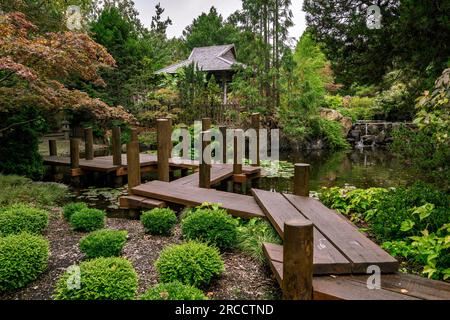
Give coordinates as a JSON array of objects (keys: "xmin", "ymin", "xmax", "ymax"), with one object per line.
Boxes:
[
  {"xmin": 267, "ymin": 259, "xmax": 450, "ymax": 300},
  {"xmin": 132, "ymin": 180, "xmax": 265, "ymax": 219}
]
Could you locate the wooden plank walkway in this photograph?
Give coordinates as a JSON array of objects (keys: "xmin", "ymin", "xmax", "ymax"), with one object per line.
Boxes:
[
  {"xmin": 171, "ymin": 164, "xmax": 234, "ymax": 187},
  {"xmin": 267, "ymin": 259, "xmax": 450, "ymax": 300},
  {"xmin": 252, "ymin": 189, "xmax": 351, "ymax": 275},
  {"xmin": 284, "ymin": 194, "xmax": 399, "ymax": 273},
  {"xmin": 132, "ymin": 180, "xmax": 265, "ymax": 219}
]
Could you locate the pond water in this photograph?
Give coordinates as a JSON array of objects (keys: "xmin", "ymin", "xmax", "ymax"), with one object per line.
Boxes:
[{"xmin": 260, "ymin": 147, "xmax": 427, "ymax": 193}]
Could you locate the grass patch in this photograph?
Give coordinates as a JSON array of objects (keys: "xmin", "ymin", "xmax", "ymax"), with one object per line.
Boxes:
[
  {"xmin": 0, "ymin": 174, "xmax": 68, "ymax": 208},
  {"xmin": 237, "ymin": 218, "xmax": 281, "ymax": 264}
]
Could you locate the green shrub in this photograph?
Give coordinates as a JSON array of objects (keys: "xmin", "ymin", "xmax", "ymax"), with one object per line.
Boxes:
[
  {"xmin": 371, "ymin": 182, "xmax": 450, "ymax": 241},
  {"xmin": 155, "ymin": 241, "xmax": 224, "ymax": 287},
  {"xmin": 54, "ymin": 257, "xmax": 138, "ymax": 300},
  {"xmin": 0, "ymin": 233, "xmax": 49, "ymax": 291},
  {"xmin": 319, "ymin": 186, "xmax": 389, "ymax": 223},
  {"xmin": 140, "ymin": 281, "xmax": 207, "ymax": 300},
  {"xmin": 0, "ymin": 174, "xmax": 68, "ymax": 207},
  {"xmin": 63, "ymin": 202, "xmax": 88, "ymax": 221},
  {"xmin": 0, "ymin": 203, "xmax": 49, "ymax": 236},
  {"xmin": 181, "ymin": 204, "xmax": 238, "ymax": 250},
  {"xmin": 141, "ymin": 208, "xmax": 177, "ymax": 236},
  {"xmin": 69, "ymin": 208, "xmax": 105, "ymax": 232},
  {"xmin": 79, "ymin": 229, "xmax": 128, "ymax": 259},
  {"xmin": 237, "ymin": 218, "xmax": 282, "ymax": 263}
]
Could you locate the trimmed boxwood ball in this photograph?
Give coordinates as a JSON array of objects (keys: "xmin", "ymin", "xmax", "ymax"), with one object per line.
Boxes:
[
  {"xmin": 70, "ymin": 208, "xmax": 105, "ymax": 232},
  {"xmin": 181, "ymin": 206, "xmax": 238, "ymax": 250},
  {"xmin": 141, "ymin": 208, "xmax": 177, "ymax": 236},
  {"xmin": 0, "ymin": 203, "xmax": 48, "ymax": 236},
  {"xmin": 63, "ymin": 202, "xmax": 88, "ymax": 220},
  {"xmin": 54, "ymin": 257, "xmax": 138, "ymax": 300},
  {"xmin": 155, "ymin": 241, "xmax": 224, "ymax": 287},
  {"xmin": 79, "ymin": 229, "xmax": 128, "ymax": 259},
  {"xmin": 140, "ymin": 281, "xmax": 207, "ymax": 300},
  {"xmin": 0, "ymin": 233, "xmax": 49, "ymax": 292}
]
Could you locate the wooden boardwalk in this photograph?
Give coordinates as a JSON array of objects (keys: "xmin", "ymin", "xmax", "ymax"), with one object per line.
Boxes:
[
  {"xmin": 132, "ymin": 180, "xmax": 265, "ymax": 219},
  {"xmin": 43, "ymin": 154, "xmax": 201, "ymax": 174}
]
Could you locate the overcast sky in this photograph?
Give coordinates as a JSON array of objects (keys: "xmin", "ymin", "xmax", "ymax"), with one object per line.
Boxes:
[{"xmin": 133, "ymin": 0, "xmax": 306, "ymax": 41}]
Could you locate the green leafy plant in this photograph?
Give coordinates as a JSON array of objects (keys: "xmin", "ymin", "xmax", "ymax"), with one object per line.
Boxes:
[
  {"xmin": 319, "ymin": 186, "xmax": 388, "ymax": 223},
  {"xmin": 63, "ymin": 202, "xmax": 88, "ymax": 221},
  {"xmin": 0, "ymin": 174, "xmax": 68, "ymax": 207},
  {"xmin": 69, "ymin": 208, "xmax": 106, "ymax": 232},
  {"xmin": 79, "ymin": 229, "xmax": 128, "ymax": 259},
  {"xmin": 383, "ymin": 224, "xmax": 450, "ymax": 280},
  {"xmin": 0, "ymin": 203, "xmax": 49, "ymax": 236},
  {"xmin": 54, "ymin": 257, "xmax": 138, "ymax": 300},
  {"xmin": 155, "ymin": 241, "xmax": 224, "ymax": 287},
  {"xmin": 141, "ymin": 208, "xmax": 177, "ymax": 236},
  {"xmin": 0, "ymin": 233, "xmax": 49, "ymax": 292},
  {"xmin": 140, "ymin": 281, "xmax": 207, "ymax": 300},
  {"xmin": 181, "ymin": 204, "xmax": 238, "ymax": 250},
  {"xmin": 237, "ymin": 218, "xmax": 281, "ymax": 263}
]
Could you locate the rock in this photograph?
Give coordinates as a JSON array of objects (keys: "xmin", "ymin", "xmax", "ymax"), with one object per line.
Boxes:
[
  {"xmin": 350, "ymin": 130, "xmax": 361, "ymax": 140},
  {"xmin": 362, "ymin": 135, "xmax": 376, "ymax": 144},
  {"xmin": 340, "ymin": 117, "xmax": 353, "ymax": 136},
  {"xmin": 376, "ymin": 131, "xmax": 386, "ymax": 143},
  {"xmin": 368, "ymin": 124, "xmax": 379, "ymax": 135},
  {"xmin": 319, "ymin": 108, "xmax": 343, "ymax": 122}
]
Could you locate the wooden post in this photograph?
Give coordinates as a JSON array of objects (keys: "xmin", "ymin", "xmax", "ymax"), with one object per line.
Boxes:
[
  {"xmin": 294, "ymin": 164, "xmax": 310, "ymax": 197},
  {"xmin": 251, "ymin": 113, "xmax": 260, "ymax": 166},
  {"xmin": 202, "ymin": 118, "xmax": 211, "ymax": 132},
  {"xmin": 126, "ymin": 130, "xmax": 141, "ymax": 194},
  {"xmin": 283, "ymin": 220, "xmax": 314, "ymax": 300},
  {"xmin": 112, "ymin": 127, "xmax": 122, "ymax": 166},
  {"xmin": 131, "ymin": 128, "xmax": 139, "ymax": 142},
  {"xmin": 70, "ymin": 139, "xmax": 80, "ymax": 169},
  {"xmin": 219, "ymin": 125, "xmax": 227, "ymax": 164},
  {"xmin": 166, "ymin": 117, "xmax": 173, "ymax": 155},
  {"xmin": 157, "ymin": 119, "xmax": 171, "ymax": 182},
  {"xmin": 233, "ymin": 130, "xmax": 243, "ymax": 175},
  {"xmin": 49, "ymin": 140, "xmax": 57, "ymax": 156},
  {"xmin": 199, "ymin": 130, "xmax": 211, "ymax": 189},
  {"xmin": 84, "ymin": 127, "xmax": 94, "ymax": 160}
]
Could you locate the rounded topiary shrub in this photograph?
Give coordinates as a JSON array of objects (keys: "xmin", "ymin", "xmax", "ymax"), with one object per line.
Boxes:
[
  {"xmin": 141, "ymin": 208, "xmax": 177, "ymax": 236},
  {"xmin": 69, "ymin": 208, "xmax": 105, "ymax": 232},
  {"xmin": 79, "ymin": 229, "xmax": 128, "ymax": 259},
  {"xmin": 63, "ymin": 202, "xmax": 88, "ymax": 221},
  {"xmin": 0, "ymin": 233, "xmax": 49, "ymax": 292},
  {"xmin": 140, "ymin": 281, "xmax": 207, "ymax": 300},
  {"xmin": 155, "ymin": 241, "xmax": 224, "ymax": 287},
  {"xmin": 54, "ymin": 257, "xmax": 138, "ymax": 300},
  {"xmin": 0, "ymin": 203, "xmax": 48, "ymax": 237},
  {"xmin": 181, "ymin": 206, "xmax": 238, "ymax": 250}
]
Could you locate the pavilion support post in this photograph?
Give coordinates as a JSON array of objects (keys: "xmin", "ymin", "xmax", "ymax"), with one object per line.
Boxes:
[
  {"xmin": 126, "ymin": 129, "xmax": 140, "ymax": 194},
  {"xmin": 251, "ymin": 113, "xmax": 261, "ymax": 167},
  {"xmin": 219, "ymin": 125, "xmax": 227, "ymax": 164},
  {"xmin": 70, "ymin": 139, "xmax": 80, "ymax": 169},
  {"xmin": 199, "ymin": 130, "xmax": 211, "ymax": 189},
  {"xmin": 70, "ymin": 138, "xmax": 80, "ymax": 185},
  {"xmin": 294, "ymin": 164, "xmax": 310, "ymax": 197},
  {"xmin": 84, "ymin": 127, "xmax": 94, "ymax": 160},
  {"xmin": 157, "ymin": 119, "xmax": 171, "ymax": 182},
  {"xmin": 202, "ymin": 118, "xmax": 211, "ymax": 132},
  {"xmin": 49, "ymin": 140, "xmax": 57, "ymax": 156},
  {"xmin": 233, "ymin": 130, "xmax": 243, "ymax": 175},
  {"xmin": 283, "ymin": 220, "xmax": 314, "ymax": 300},
  {"xmin": 112, "ymin": 127, "xmax": 122, "ymax": 166},
  {"xmin": 233, "ymin": 130, "xmax": 244, "ymax": 193}
]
